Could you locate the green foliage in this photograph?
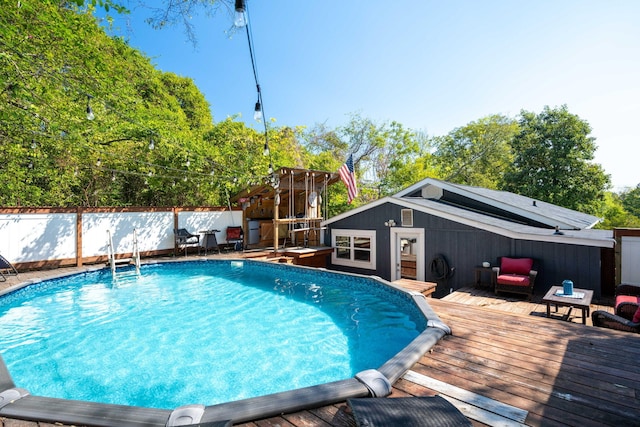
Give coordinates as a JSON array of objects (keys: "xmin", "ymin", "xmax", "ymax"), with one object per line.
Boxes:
[
  {"xmin": 620, "ymin": 185, "xmax": 640, "ymax": 219},
  {"xmin": 502, "ymin": 105, "xmax": 610, "ymax": 214},
  {"xmin": 432, "ymin": 114, "xmax": 518, "ymax": 188},
  {"xmin": 595, "ymin": 192, "xmax": 640, "ymax": 229},
  {"xmin": 0, "ymin": 0, "xmax": 272, "ymax": 207}
]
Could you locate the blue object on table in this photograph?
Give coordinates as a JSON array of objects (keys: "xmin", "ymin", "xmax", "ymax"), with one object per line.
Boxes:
[{"xmin": 562, "ymin": 279, "xmax": 574, "ymax": 296}]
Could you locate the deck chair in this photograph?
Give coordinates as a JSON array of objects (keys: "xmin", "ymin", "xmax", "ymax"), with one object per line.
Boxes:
[
  {"xmin": 492, "ymin": 256, "xmax": 537, "ymax": 301},
  {"xmin": 348, "ymin": 396, "xmax": 472, "ymax": 427},
  {"xmin": 0, "ymin": 254, "xmax": 18, "ymax": 282},
  {"xmin": 174, "ymin": 228, "xmax": 200, "ymax": 256},
  {"xmin": 225, "ymin": 226, "xmax": 244, "ymax": 251}
]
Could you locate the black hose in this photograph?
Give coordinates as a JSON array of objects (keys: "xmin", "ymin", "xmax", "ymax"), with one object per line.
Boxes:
[{"xmin": 430, "ymin": 254, "xmax": 454, "ymax": 280}]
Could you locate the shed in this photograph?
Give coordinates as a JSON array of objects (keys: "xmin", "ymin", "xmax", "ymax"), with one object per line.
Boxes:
[
  {"xmin": 322, "ymin": 178, "xmax": 615, "ymax": 298},
  {"xmin": 230, "ymin": 167, "xmax": 341, "ymax": 265}
]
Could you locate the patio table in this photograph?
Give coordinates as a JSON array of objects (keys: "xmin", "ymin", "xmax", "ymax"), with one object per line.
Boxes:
[{"xmin": 542, "ymin": 285, "xmax": 594, "ymax": 325}]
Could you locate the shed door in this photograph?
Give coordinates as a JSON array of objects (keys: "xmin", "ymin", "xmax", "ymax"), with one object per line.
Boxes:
[
  {"xmin": 390, "ymin": 228, "xmax": 425, "ymax": 281},
  {"xmin": 621, "ymin": 236, "xmax": 640, "ymax": 285}
]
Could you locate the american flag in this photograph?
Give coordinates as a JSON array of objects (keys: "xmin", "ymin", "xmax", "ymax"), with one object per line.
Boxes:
[{"xmin": 338, "ymin": 154, "xmax": 358, "ymax": 204}]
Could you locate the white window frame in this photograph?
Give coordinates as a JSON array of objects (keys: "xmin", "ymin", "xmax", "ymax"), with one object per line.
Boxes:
[{"xmin": 331, "ymin": 229, "xmax": 376, "ymax": 270}]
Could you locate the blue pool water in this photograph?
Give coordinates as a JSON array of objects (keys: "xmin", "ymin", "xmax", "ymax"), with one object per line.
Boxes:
[{"xmin": 0, "ymin": 260, "xmax": 426, "ymax": 409}]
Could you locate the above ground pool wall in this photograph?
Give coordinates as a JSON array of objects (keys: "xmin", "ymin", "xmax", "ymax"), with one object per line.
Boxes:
[{"xmin": 0, "ymin": 260, "xmax": 451, "ymax": 427}]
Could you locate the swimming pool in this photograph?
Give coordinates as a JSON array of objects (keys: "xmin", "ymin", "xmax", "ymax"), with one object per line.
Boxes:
[{"xmin": 0, "ymin": 259, "xmax": 450, "ymax": 426}]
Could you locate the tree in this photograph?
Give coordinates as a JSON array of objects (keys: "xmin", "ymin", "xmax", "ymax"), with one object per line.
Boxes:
[
  {"xmin": 302, "ymin": 114, "xmax": 427, "ymax": 209},
  {"xmin": 502, "ymin": 105, "xmax": 610, "ymax": 214},
  {"xmin": 595, "ymin": 192, "xmax": 640, "ymax": 229},
  {"xmin": 620, "ymin": 184, "xmax": 640, "ymax": 219},
  {"xmin": 0, "ymin": 1, "xmax": 268, "ymax": 207},
  {"xmin": 432, "ymin": 114, "xmax": 518, "ymax": 188},
  {"xmin": 73, "ymin": 0, "xmax": 235, "ymax": 45}
]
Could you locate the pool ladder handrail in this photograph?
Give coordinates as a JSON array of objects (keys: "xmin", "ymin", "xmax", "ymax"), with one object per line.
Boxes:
[{"xmin": 107, "ymin": 229, "xmax": 141, "ymax": 279}]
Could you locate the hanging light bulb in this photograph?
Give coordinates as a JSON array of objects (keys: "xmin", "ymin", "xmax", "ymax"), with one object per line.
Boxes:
[
  {"xmin": 263, "ymin": 141, "xmax": 269, "ymax": 156},
  {"xmin": 111, "ymin": 172, "xmax": 116, "ymax": 182},
  {"xmin": 31, "ymin": 140, "xmax": 37, "ymax": 149},
  {"xmin": 86, "ymin": 95, "xmax": 95, "ymax": 120},
  {"xmin": 253, "ymin": 101, "xmax": 263, "ymax": 122},
  {"xmin": 148, "ymin": 138, "xmax": 155, "ymax": 150},
  {"xmin": 234, "ymin": 0, "xmax": 247, "ymax": 27},
  {"xmin": 186, "ymin": 158, "xmax": 191, "ymax": 168},
  {"xmin": 268, "ymin": 163, "xmax": 273, "ymax": 174},
  {"xmin": 96, "ymin": 158, "xmax": 101, "ymax": 167}
]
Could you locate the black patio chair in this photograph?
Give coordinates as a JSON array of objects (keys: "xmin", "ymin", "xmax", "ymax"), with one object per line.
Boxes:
[
  {"xmin": 174, "ymin": 228, "xmax": 200, "ymax": 256},
  {"xmin": 0, "ymin": 254, "xmax": 18, "ymax": 282}
]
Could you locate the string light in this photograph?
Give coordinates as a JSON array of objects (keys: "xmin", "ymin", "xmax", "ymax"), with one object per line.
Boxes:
[
  {"xmin": 234, "ymin": 0, "xmax": 247, "ymax": 27},
  {"xmin": 238, "ymin": 3, "xmax": 273, "ymax": 169},
  {"xmin": 253, "ymin": 100, "xmax": 262, "ymax": 122},
  {"xmin": 2, "ymin": 26, "xmax": 276, "ymax": 192},
  {"xmin": 86, "ymin": 95, "xmax": 95, "ymax": 120}
]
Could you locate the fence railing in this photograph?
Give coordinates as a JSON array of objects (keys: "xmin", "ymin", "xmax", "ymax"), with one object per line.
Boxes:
[{"xmin": 0, "ymin": 206, "xmax": 242, "ymax": 270}]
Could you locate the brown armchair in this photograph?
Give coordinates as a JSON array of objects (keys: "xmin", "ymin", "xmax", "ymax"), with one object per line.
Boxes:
[
  {"xmin": 592, "ymin": 283, "xmax": 640, "ymax": 333},
  {"xmin": 492, "ymin": 256, "xmax": 537, "ymax": 300}
]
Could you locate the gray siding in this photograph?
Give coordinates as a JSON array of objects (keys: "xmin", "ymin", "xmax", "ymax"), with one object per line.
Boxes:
[{"xmin": 326, "ymin": 202, "xmax": 603, "ymax": 298}]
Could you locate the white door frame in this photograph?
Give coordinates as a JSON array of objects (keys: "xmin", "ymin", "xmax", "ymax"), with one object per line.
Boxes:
[{"xmin": 390, "ymin": 227, "xmax": 425, "ymax": 281}]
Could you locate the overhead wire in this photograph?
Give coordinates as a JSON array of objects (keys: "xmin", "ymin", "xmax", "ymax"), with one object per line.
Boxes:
[{"xmin": 241, "ymin": 2, "xmax": 273, "ymax": 173}]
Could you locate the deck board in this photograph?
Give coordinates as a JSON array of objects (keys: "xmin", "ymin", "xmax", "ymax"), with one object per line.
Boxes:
[{"xmin": 239, "ymin": 293, "xmax": 640, "ymax": 427}]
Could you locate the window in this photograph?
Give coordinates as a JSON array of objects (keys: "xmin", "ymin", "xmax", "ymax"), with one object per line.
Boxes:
[{"xmin": 331, "ymin": 229, "xmax": 376, "ymax": 269}]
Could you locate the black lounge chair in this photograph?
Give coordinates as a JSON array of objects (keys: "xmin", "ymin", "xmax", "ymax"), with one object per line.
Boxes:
[
  {"xmin": 174, "ymin": 228, "xmax": 201, "ymax": 256},
  {"xmin": 348, "ymin": 396, "xmax": 472, "ymax": 427},
  {"xmin": 0, "ymin": 254, "xmax": 18, "ymax": 282}
]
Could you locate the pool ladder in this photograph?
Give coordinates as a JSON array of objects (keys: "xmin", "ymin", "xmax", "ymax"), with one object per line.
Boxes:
[{"xmin": 107, "ymin": 229, "xmax": 141, "ymax": 280}]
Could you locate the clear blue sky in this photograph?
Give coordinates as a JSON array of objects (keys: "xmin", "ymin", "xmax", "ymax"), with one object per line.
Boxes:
[{"xmin": 102, "ymin": 0, "xmax": 640, "ymax": 191}]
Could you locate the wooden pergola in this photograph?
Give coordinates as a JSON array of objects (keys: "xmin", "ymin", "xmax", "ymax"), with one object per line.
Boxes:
[{"xmin": 230, "ymin": 167, "xmax": 341, "ymax": 252}]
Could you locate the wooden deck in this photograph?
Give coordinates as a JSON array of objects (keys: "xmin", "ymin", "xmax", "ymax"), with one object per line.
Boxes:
[
  {"xmin": 234, "ymin": 290, "xmax": 638, "ymax": 427},
  {"xmin": 1, "ymin": 267, "xmax": 638, "ymax": 427}
]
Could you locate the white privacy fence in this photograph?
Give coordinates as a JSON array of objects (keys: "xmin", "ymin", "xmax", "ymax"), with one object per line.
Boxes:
[
  {"xmin": 621, "ymin": 235, "xmax": 640, "ymax": 285},
  {"xmin": 0, "ymin": 207, "xmax": 242, "ymax": 268}
]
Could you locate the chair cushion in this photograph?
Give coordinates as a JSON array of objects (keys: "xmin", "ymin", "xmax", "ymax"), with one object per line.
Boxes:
[
  {"xmin": 633, "ymin": 306, "xmax": 640, "ymax": 324},
  {"xmin": 500, "ymin": 257, "xmax": 533, "ymax": 276},
  {"xmin": 497, "ymin": 274, "xmax": 531, "ymax": 287},
  {"xmin": 616, "ymin": 294, "xmax": 640, "ymax": 307},
  {"xmin": 226, "ymin": 227, "xmax": 242, "ymax": 240}
]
